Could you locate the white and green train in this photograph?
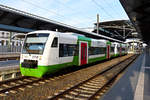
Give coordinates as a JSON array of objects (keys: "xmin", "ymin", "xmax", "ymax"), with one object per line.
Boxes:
[{"xmin": 20, "ymin": 30, "xmax": 128, "ymax": 77}]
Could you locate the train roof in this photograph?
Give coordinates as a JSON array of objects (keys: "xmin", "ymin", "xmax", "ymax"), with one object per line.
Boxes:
[
  {"xmin": 27, "ymin": 30, "xmax": 56, "ymax": 34},
  {"xmin": 64, "ymin": 32, "xmax": 85, "ymax": 37}
]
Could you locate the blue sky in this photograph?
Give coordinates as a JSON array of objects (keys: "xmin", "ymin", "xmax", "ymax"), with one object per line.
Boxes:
[{"xmin": 0, "ymin": 0, "xmax": 129, "ymax": 28}]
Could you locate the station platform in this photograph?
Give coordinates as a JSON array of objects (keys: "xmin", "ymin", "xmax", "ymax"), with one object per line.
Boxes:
[
  {"xmin": 101, "ymin": 49, "xmax": 150, "ymax": 100},
  {"xmin": 0, "ymin": 53, "xmax": 20, "ymax": 60}
]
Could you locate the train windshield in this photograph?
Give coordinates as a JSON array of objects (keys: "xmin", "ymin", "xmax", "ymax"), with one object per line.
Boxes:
[{"xmin": 22, "ymin": 33, "xmax": 49, "ymax": 54}]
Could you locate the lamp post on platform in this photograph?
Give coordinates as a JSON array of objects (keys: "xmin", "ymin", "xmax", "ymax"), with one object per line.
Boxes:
[{"xmin": 97, "ymin": 14, "xmax": 99, "ymax": 34}]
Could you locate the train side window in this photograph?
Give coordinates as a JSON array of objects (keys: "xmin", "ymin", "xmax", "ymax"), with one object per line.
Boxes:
[
  {"xmin": 63, "ymin": 44, "xmax": 68, "ymax": 57},
  {"xmin": 6, "ymin": 40, "xmax": 9, "ymax": 46},
  {"xmin": 59, "ymin": 44, "xmax": 77, "ymax": 57},
  {"xmin": 89, "ymin": 47, "xmax": 106, "ymax": 55},
  {"xmin": 1, "ymin": 40, "xmax": 4, "ymax": 46},
  {"xmin": 111, "ymin": 47, "xmax": 114, "ymax": 53},
  {"xmin": 59, "ymin": 44, "xmax": 69, "ymax": 57},
  {"xmin": 59, "ymin": 44, "xmax": 64, "ymax": 57},
  {"xmin": 51, "ymin": 37, "xmax": 58, "ymax": 47},
  {"xmin": 68, "ymin": 44, "xmax": 76, "ymax": 56}
]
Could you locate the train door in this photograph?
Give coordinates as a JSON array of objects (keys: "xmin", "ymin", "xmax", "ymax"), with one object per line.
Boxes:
[
  {"xmin": 80, "ymin": 42, "xmax": 87, "ymax": 65},
  {"xmin": 107, "ymin": 45, "xmax": 110, "ymax": 59}
]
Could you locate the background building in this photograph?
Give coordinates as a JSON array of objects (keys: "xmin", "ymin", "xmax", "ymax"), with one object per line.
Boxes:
[{"xmin": 0, "ymin": 31, "xmax": 23, "ymax": 53}]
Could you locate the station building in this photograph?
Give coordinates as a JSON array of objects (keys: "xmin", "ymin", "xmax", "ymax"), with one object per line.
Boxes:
[{"xmin": 0, "ymin": 31, "xmax": 23, "ymax": 53}]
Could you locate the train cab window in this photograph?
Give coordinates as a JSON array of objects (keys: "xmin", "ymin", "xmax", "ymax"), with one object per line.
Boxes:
[
  {"xmin": 51, "ymin": 37, "xmax": 58, "ymax": 47},
  {"xmin": 22, "ymin": 33, "xmax": 49, "ymax": 54}
]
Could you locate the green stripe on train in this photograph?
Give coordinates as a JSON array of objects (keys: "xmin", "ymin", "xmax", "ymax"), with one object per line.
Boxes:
[
  {"xmin": 20, "ymin": 56, "xmax": 107, "ymax": 77},
  {"xmin": 88, "ymin": 56, "xmax": 106, "ymax": 63},
  {"xmin": 20, "ymin": 62, "xmax": 73, "ymax": 78}
]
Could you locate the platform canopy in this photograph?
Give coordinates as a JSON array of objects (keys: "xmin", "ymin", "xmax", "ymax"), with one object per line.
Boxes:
[
  {"xmin": 93, "ymin": 20, "xmax": 136, "ymax": 41},
  {"xmin": 0, "ymin": 4, "xmax": 124, "ymax": 43},
  {"xmin": 120, "ymin": 0, "xmax": 150, "ymax": 44}
]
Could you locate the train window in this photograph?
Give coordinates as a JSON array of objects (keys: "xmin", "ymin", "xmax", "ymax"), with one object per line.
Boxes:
[
  {"xmin": 22, "ymin": 33, "xmax": 49, "ymax": 54},
  {"xmin": 16, "ymin": 42, "xmax": 18, "ymax": 46},
  {"xmin": 51, "ymin": 37, "xmax": 58, "ymax": 47},
  {"xmin": 81, "ymin": 46, "xmax": 84, "ymax": 59},
  {"xmin": 59, "ymin": 44, "xmax": 68, "ymax": 57},
  {"xmin": 59, "ymin": 44, "xmax": 77, "ymax": 57},
  {"xmin": 68, "ymin": 45, "xmax": 76, "ymax": 56},
  {"xmin": 99, "ymin": 47, "xmax": 106, "ymax": 54},
  {"xmin": 89, "ymin": 47, "xmax": 94, "ymax": 55},
  {"xmin": 85, "ymin": 46, "xmax": 87, "ymax": 59},
  {"xmin": 89, "ymin": 47, "xmax": 106, "ymax": 55},
  {"xmin": 63, "ymin": 44, "xmax": 68, "ymax": 56},
  {"xmin": 59, "ymin": 44, "xmax": 64, "ymax": 57},
  {"xmin": 122, "ymin": 48, "xmax": 125, "ymax": 52},
  {"xmin": 111, "ymin": 47, "xmax": 114, "ymax": 53},
  {"xmin": 1, "ymin": 40, "xmax": 4, "ymax": 46},
  {"xmin": 12, "ymin": 42, "xmax": 14, "ymax": 46},
  {"xmin": 6, "ymin": 41, "xmax": 9, "ymax": 46}
]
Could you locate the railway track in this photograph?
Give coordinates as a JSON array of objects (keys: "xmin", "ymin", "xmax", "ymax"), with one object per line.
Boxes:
[
  {"xmin": 0, "ymin": 55, "xmax": 137, "ymax": 99},
  {"xmin": 47, "ymin": 55, "xmax": 137, "ymax": 100},
  {"xmin": 0, "ymin": 76, "xmax": 42, "ymax": 96}
]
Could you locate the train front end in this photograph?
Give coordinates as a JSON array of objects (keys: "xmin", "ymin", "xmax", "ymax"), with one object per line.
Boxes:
[{"xmin": 20, "ymin": 32, "xmax": 50, "ymax": 77}]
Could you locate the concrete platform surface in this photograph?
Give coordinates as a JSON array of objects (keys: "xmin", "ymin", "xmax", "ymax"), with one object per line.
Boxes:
[
  {"xmin": 101, "ymin": 49, "xmax": 150, "ymax": 100},
  {"xmin": 0, "ymin": 60, "xmax": 19, "ymax": 67},
  {"xmin": 0, "ymin": 53, "xmax": 20, "ymax": 58}
]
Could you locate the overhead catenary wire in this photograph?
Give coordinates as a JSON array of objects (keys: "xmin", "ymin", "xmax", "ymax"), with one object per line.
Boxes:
[
  {"xmin": 21, "ymin": 0, "xmax": 96, "ymax": 28},
  {"xmin": 53, "ymin": 0, "xmax": 96, "ymax": 27},
  {"xmin": 91, "ymin": 0, "xmax": 115, "ymax": 19},
  {"xmin": 55, "ymin": 0, "xmax": 95, "ymax": 22},
  {"xmin": 91, "ymin": 0, "xmax": 128, "ymax": 40},
  {"xmin": 101, "ymin": 0, "xmax": 130, "ymax": 38},
  {"xmin": 56, "ymin": 0, "xmax": 96, "ymax": 25},
  {"xmin": 21, "ymin": 0, "xmax": 67, "ymax": 20},
  {"xmin": 112, "ymin": 0, "xmax": 124, "ymax": 20},
  {"xmin": 103, "ymin": 0, "xmax": 123, "ymax": 20}
]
